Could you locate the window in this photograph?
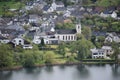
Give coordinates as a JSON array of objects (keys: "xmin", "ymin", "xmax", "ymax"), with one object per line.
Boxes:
[
  {"xmin": 13, "ymin": 40, "xmax": 16, "ymax": 42},
  {"xmin": 46, "ymin": 41, "xmax": 48, "ymax": 44},
  {"xmin": 68, "ymin": 36, "xmax": 70, "ymax": 40},
  {"xmin": 74, "ymin": 36, "xmax": 76, "ymax": 40},
  {"xmin": 63, "ymin": 36, "xmax": 64, "ymax": 40},
  {"xmin": 19, "ymin": 40, "xmax": 22, "ymax": 42},
  {"xmin": 66, "ymin": 36, "xmax": 67, "ymax": 40},
  {"xmin": 71, "ymin": 36, "xmax": 73, "ymax": 40},
  {"xmin": 93, "ymin": 53, "xmax": 98, "ymax": 55}
]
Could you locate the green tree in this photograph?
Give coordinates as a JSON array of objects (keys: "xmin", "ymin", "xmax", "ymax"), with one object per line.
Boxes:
[
  {"xmin": 70, "ymin": 38, "xmax": 94, "ymax": 60},
  {"xmin": 82, "ymin": 0, "xmax": 92, "ymax": 5},
  {"xmin": 21, "ymin": 52, "xmax": 35, "ymax": 67},
  {"xmin": 57, "ymin": 42, "xmax": 65, "ymax": 57},
  {"xmin": 44, "ymin": 52, "xmax": 55, "ymax": 64},
  {"xmin": 96, "ymin": 0, "xmax": 119, "ymax": 7},
  {"xmin": 111, "ymin": 42, "xmax": 120, "ymax": 63},
  {"xmin": 0, "ymin": 44, "xmax": 14, "ymax": 68},
  {"xmin": 82, "ymin": 26, "xmax": 92, "ymax": 40},
  {"xmin": 39, "ymin": 38, "xmax": 45, "ymax": 50}
]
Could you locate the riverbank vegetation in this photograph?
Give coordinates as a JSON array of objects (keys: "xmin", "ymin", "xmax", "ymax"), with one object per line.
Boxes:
[{"xmin": 0, "ymin": 36, "xmax": 119, "ymax": 69}]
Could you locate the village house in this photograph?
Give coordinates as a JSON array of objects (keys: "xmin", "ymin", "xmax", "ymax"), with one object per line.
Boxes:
[
  {"xmin": 12, "ymin": 37, "xmax": 24, "ymax": 46},
  {"xmin": 0, "ymin": 35, "xmax": 10, "ymax": 43},
  {"xmin": 100, "ymin": 11, "xmax": 117, "ymax": 18},
  {"xmin": 91, "ymin": 46, "xmax": 113, "ymax": 59},
  {"xmin": 91, "ymin": 48, "xmax": 106, "ymax": 59},
  {"xmin": 100, "ymin": 7, "xmax": 117, "ymax": 18},
  {"xmin": 12, "ymin": 37, "xmax": 33, "ymax": 49},
  {"xmin": 42, "ymin": 0, "xmax": 65, "ymax": 13},
  {"xmin": 29, "ymin": 14, "xmax": 40, "ymax": 23},
  {"xmin": 105, "ymin": 33, "xmax": 120, "ymax": 43},
  {"xmin": 102, "ymin": 46, "xmax": 114, "ymax": 56}
]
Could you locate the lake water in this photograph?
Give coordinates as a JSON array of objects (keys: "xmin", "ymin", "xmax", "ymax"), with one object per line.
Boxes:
[{"xmin": 0, "ymin": 64, "xmax": 120, "ymax": 80}]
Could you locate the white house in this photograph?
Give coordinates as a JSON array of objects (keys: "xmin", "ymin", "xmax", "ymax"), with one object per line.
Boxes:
[
  {"xmin": 111, "ymin": 11, "xmax": 117, "ymax": 18},
  {"xmin": 43, "ymin": 0, "xmax": 65, "ymax": 13},
  {"xmin": 105, "ymin": 33, "xmax": 120, "ymax": 43},
  {"xmin": 63, "ymin": 10, "xmax": 71, "ymax": 17},
  {"xmin": 33, "ymin": 35, "xmax": 42, "ymax": 44},
  {"xmin": 29, "ymin": 14, "xmax": 40, "ymax": 23},
  {"xmin": 100, "ymin": 11, "xmax": 117, "ymax": 18},
  {"xmin": 91, "ymin": 48, "xmax": 106, "ymax": 59},
  {"xmin": 102, "ymin": 46, "xmax": 113, "ymax": 56},
  {"xmin": 91, "ymin": 46, "xmax": 114, "ymax": 59},
  {"xmin": 12, "ymin": 37, "xmax": 24, "ymax": 46},
  {"xmin": 0, "ymin": 35, "xmax": 10, "ymax": 43}
]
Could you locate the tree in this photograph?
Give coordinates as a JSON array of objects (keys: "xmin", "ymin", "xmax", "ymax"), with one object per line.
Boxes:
[
  {"xmin": 111, "ymin": 22, "xmax": 120, "ymax": 32},
  {"xmin": 96, "ymin": 0, "xmax": 119, "ymax": 7},
  {"xmin": 2, "ymin": 4, "xmax": 10, "ymax": 17},
  {"xmin": 44, "ymin": 52, "xmax": 55, "ymax": 64},
  {"xmin": 111, "ymin": 42, "xmax": 120, "ymax": 64},
  {"xmin": 0, "ymin": 44, "xmax": 14, "ymax": 68},
  {"xmin": 39, "ymin": 38, "xmax": 45, "ymax": 50},
  {"xmin": 70, "ymin": 38, "xmax": 94, "ymax": 60},
  {"xmin": 56, "ymin": 22, "xmax": 75, "ymax": 29},
  {"xmin": 82, "ymin": 26, "xmax": 92, "ymax": 40},
  {"xmin": 21, "ymin": 52, "xmax": 35, "ymax": 67},
  {"xmin": 41, "ymin": 38, "xmax": 45, "ymax": 46},
  {"xmin": 57, "ymin": 42, "xmax": 65, "ymax": 57},
  {"xmin": 82, "ymin": 0, "xmax": 92, "ymax": 5}
]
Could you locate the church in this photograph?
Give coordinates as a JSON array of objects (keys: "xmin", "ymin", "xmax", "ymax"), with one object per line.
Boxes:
[{"xmin": 33, "ymin": 21, "xmax": 81, "ymax": 44}]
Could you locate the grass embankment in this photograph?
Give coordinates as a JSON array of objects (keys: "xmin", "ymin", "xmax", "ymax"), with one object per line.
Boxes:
[{"xmin": 0, "ymin": 1, "xmax": 25, "ymax": 15}]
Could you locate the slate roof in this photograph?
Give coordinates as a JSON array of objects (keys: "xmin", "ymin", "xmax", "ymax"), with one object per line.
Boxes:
[
  {"xmin": 29, "ymin": 14, "xmax": 39, "ymax": 19},
  {"xmin": 56, "ymin": 29, "xmax": 76, "ymax": 34},
  {"xmin": 55, "ymin": 1, "xmax": 64, "ymax": 6},
  {"xmin": 0, "ymin": 35, "xmax": 8, "ymax": 40},
  {"xmin": 42, "ymin": 5, "xmax": 51, "ymax": 11},
  {"xmin": 6, "ymin": 24, "xmax": 25, "ymax": 31},
  {"xmin": 31, "ymin": 23, "xmax": 40, "ymax": 27},
  {"xmin": 56, "ymin": 7, "xmax": 66, "ymax": 11},
  {"xmin": 92, "ymin": 31, "xmax": 106, "ymax": 36},
  {"xmin": 71, "ymin": 10, "xmax": 88, "ymax": 18},
  {"xmin": 0, "ymin": 28, "xmax": 24, "ymax": 39},
  {"xmin": 0, "ymin": 29, "xmax": 16, "ymax": 34}
]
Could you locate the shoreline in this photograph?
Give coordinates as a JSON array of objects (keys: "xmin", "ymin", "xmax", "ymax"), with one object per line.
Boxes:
[{"xmin": 0, "ymin": 61, "xmax": 118, "ymax": 71}]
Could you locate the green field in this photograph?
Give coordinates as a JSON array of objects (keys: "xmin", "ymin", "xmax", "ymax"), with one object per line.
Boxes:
[{"xmin": 0, "ymin": 1, "xmax": 25, "ymax": 15}]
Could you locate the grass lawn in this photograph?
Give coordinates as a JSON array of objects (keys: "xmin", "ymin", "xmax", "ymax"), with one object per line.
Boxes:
[{"xmin": 0, "ymin": 1, "xmax": 25, "ymax": 15}]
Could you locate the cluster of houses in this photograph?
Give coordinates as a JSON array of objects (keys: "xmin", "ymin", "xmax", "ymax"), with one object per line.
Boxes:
[
  {"xmin": 0, "ymin": 0, "xmax": 120, "ymax": 59},
  {"xmin": 91, "ymin": 31, "xmax": 120, "ymax": 59}
]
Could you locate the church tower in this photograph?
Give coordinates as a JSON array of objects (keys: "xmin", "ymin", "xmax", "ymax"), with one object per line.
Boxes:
[{"xmin": 76, "ymin": 19, "xmax": 81, "ymax": 34}]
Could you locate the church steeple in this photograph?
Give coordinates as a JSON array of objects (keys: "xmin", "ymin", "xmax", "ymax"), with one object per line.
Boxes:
[{"xmin": 76, "ymin": 18, "xmax": 81, "ymax": 34}]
